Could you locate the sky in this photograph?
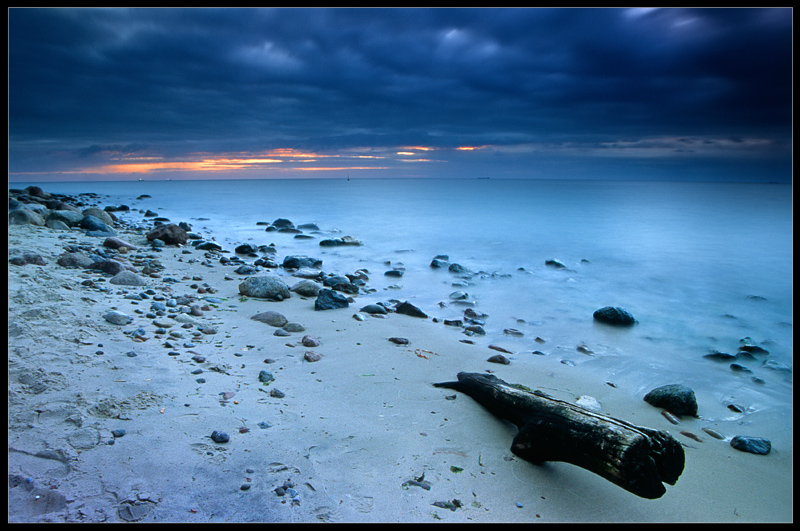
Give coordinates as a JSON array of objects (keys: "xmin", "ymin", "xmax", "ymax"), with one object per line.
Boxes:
[{"xmin": 8, "ymin": 7, "xmax": 793, "ymax": 183}]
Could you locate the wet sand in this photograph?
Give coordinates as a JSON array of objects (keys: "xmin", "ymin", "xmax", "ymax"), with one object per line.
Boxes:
[{"xmin": 7, "ymin": 192, "xmax": 792, "ymax": 522}]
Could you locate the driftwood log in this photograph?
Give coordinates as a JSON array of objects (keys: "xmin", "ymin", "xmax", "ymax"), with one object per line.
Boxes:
[{"xmin": 433, "ymin": 372, "xmax": 684, "ymax": 499}]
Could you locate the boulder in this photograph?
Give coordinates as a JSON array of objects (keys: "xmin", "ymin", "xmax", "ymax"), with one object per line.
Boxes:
[
  {"xmin": 238, "ymin": 275, "xmax": 291, "ymax": 301},
  {"xmin": 103, "ymin": 237, "xmax": 138, "ymax": 251},
  {"xmin": 395, "ymin": 301, "xmax": 427, "ymax": 319},
  {"xmin": 314, "ymin": 288, "xmax": 349, "ymax": 311},
  {"xmin": 251, "ymin": 311, "xmax": 289, "ymax": 327},
  {"xmin": 8, "ymin": 250, "xmax": 46, "ymax": 266},
  {"xmin": 730, "ymin": 435, "xmax": 771, "ymax": 455},
  {"xmin": 282, "ymin": 255, "xmax": 322, "ymax": 270},
  {"xmin": 643, "ymin": 384, "xmax": 698, "ymax": 416},
  {"xmin": 146, "ymin": 224, "xmax": 188, "ymax": 246},
  {"xmin": 57, "ymin": 252, "xmax": 95, "ymax": 269},
  {"xmin": 109, "ymin": 271, "xmax": 147, "ymax": 286},
  {"xmin": 47, "ymin": 210, "xmax": 84, "ymax": 227},
  {"xmin": 290, "ymin": 280, "xmax": 322, "ymax": 297},
  {"xmin": 79, "ymin": 215, "xmax": 115, "ymax": 233},
  {"xmin": 593, "ymin": 306, "xmax": 636, "ymax": 326},
  {"xmin": 8, "ymin": 208, "xmax": 45, "ymax": 226},
  {"xmin": 81, "ymin": 207, "xmax": 115, "ymax": 227},
  {"xmin": 545, "ymin": 259, "xmax": 567, "ymax": 269},
  {"xmin": 319, "ymin": 236, "xmax": 363, "ymax": 247},
  {"xmin": 360, "ymin": 303, "xmax": 388, "ymax": 315}
]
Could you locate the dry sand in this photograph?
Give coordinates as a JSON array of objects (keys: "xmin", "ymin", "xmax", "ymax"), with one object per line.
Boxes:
[{"xmin": 7, "ymin": 215, "xmax": 792, "ymax": 522}]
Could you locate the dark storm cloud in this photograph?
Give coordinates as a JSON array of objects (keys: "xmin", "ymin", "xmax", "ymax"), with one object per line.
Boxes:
[{"xmin": 8, "ymin": 7, "xmax": 792, "ymax": 180}]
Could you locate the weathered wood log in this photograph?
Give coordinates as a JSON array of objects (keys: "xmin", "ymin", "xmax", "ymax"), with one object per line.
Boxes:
[{"xmin": 433, "ymin": 372, "xmax": 684, "ymax": 499}]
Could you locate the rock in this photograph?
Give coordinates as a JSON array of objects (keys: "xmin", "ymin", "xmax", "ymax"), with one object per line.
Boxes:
[
  {"xmin": 319, "ymin": 235, "xmax": 362, "ymax": 247},
  {"xmin": 90, "ymin": 259, "xmax": 129, "ymax": 276},
  {"xmin": 258, "ymin": 370, "xmax": 275, "ymax": 383},
  {"xmin": 448, "ymin": 263, "xmax": 471, "ymax": 275},
  {"xmin": 761, "ymin": 359, "xmax": 792, "ymax": 374},
  {"xmin": 576, "ymin": 395, "xmax": 602, "ymax": 412},
  {"xmin": 314, "ymin": 288, "xmax": 349, "ymax": 311},
  {"xmin": 487, "ymin": 353, "xmax": 510, "ymax": 364},
  {"xmin": 8, "ymin": 250, "xmax": 46, "ymax": 266},
  {"xmin": 282, "ymin": 322, "xmax": 305, "ymax": 333},
  {"xmin": 82, "ymin": 207, "xmax": 115, "ymax": 226},
  {"xmin": 301, "ymin": 335, "xmax": 321, "ymax": 347},
  {"xmin": 282, "ymin": 255, "xmax": 322, "ymax": 270},
  {"xmin": 111, "ymin": 429, "xmax": 127, "ymax": 438},
  {"xmin": 79, "ymin": 215, "xmax": 115, "ymax": 234},
  {"xmin": 643, "ymin": 384, "xmax": 698, "ymax": 416},
  {"xmin": 730, "ymin": 435, "xmax": 771, "ymax": 455},
  {"xmin": 389, "ymin": 337, "xmax": 409, "ymax": 345},
  {"xmin": 270, "ymin": 388, "xmax": 285, "ymax": 398},
  {"xmin": 384, "ymin": 269, "xmax": 404, "ymax": 278},
  {"xmin": 271, "ymin": 218, "xmax": 294, "ymax": 229},
  {"xmin": 45, "ymin": 219, "xmax": 71, "ymax": 230},
  {"xmin": 251, "ymin": 311, "xmax": 288, "ymax": 327},
  {"xmin": 290, "ymin": 279, "xmax": 321, "ymax": 297},
  {"xmin": 146, "ymin": 224, "xmax": 188, "ymax": 246},
  {"xmin": 9, "ymin": 208, "xmax": 45, "ymax": 226},
  {"xmin": 235, "ymin": 243, "xmax": 258, "ymax": 255},
  {"xmin": 360, "ymin": 304, "xmax": 388, "ymax": 315},
  {"xmin": 103, "ymin": 237, "xmax": 138, "ymax": 251},
  {"xmin": 395, "ymin": 301, "xmax": 427, "ymax": 318},
  {"xmin": 238, "ymin": 275, "xmax": 291, "ymax": 301},
  {"xmin": 109, "ymin": 271, "xmax": 147, "ymax": 286},
  {"xmin": 703, "ymin": 350, "xmax": 737, "ymax": 361},
  {"xmin": 430, "ymin": 256, "xmax": 450, "ymax": 268},
  {"xmin": 47, "ymin": 209, "xmax": 84, "ymax": 226},
  {"xmin": 593, "ymin": 306, "xmax": 636, "ymax": 326},
  {"xmin": 304, "ymin": 350, "xmax": 322, "ymax": 363},
  {"xmin": 104, "ymin": 310, "xmax": 133, "ymax": 325},
  {"xmin": 545, "ymin": 259, "xmax": 566, "ymax": 269},
  {"xmin": 57, "ymin": 252, "xmax": 95, "ymax": 269},
  {"xmin": 292, "ymin": 268, "xmax": 324, "ymax": 280},
  {"xmin": 210, "ymin": 430, "xmax": 230, "ymax": 443}
]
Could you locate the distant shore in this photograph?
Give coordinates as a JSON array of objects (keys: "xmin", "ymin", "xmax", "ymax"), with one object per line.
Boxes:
[{"xmin": 8, "ymin": 185, "xmax": 792, "ymax": 522}]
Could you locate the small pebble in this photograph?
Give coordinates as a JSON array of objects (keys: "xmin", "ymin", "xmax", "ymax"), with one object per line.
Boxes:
[
  {"xmin": 240, "ymin": 484, "xmax": 251, "ymax": 491},
  {"xmin": 111, "ymin": 429, "xmax": 126, "ymax": 438},
  {"xmin": 210, "ymin": 430, "xmax": 230, "ymax": 443}
]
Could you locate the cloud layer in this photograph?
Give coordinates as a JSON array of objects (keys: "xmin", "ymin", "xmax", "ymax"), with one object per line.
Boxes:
[{"xmin": 8, "ymin": 8, "xmax": 793, "ymax": 181}]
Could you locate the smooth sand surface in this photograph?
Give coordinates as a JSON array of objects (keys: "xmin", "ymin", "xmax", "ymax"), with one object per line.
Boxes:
[{"xmin": 8, "ymin": 220, "xmax": 792, "ymax": 522}]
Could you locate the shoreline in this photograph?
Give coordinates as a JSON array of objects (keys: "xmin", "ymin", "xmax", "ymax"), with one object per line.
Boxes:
[{"xmin": 8, "ymin": 185, "xmax": 793, "ymax": 522}]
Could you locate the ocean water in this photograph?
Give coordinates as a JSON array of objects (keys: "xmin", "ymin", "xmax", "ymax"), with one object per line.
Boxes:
[{"xmin": 18, "ymin": 178, "xmax": 793, "ymax": 414}]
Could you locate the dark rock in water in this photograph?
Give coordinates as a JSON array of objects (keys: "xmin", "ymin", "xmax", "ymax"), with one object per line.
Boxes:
[
  {"xmin": 271, "ymin": 218, "xmax": 294, "ymax": 229},
  {"xmin": 235, "ymin": 243, "xmax": 258, "ymax": 255},
  {"xmin": 251, "ymin": 311, "xmax": 288, "ymax": 327},
  {"xmin": 730, "ymin": 363, "xmax": 752, "ymax": 373},
  {"xmin": 464, "ymin": 324, "xmax": 486, "ymax": 335},
  {"xmin": 643, "ymin": 384, "xmax": 698, "ymax": 416},
  {"xmin": 593, "ymin": 306, "xmax": 636, "ymax": 326},
  {"xmin": 730, "ymin": 435, "xmax": 771, "ymax": 455},
  {"xmin": 319, "ymin": 235, "xmax": 362, "ymax": 247},
  {"xmin": 545, "ymin": 259, "xmax": 566, "ymax": 269},
  {"xmin": 395, "ymin": 301, "xmax": 427, "ymax": 318},
  {"xmin": 737, "ymin": 337, "xmax": 770, "ymax": 356},
  {"xmin": 360, "ymin": 304, "xmax": 388, "ymax": 315},
  {"xmin": 146, "ymin": 224, "xmax": 188, "ymax": 245},
  {"xmin": 314, "ymin": 288, "xmax": 349, "ymax": 310},
  {"xmin": 703, "ymin": 350, "xmax": 737, "ymax": 361},
  {"xmin": 210, "ymin": 430, "xmax": 230, "ymax": 443},
  {"xmin": 238, "ymin": 275, "xmax": 291, "ymax": 300},
  {"xmin": 290, "ymin": 280, "xmax": 322, "ymax": 297},
  {"xmin": 448, "ymin": 263, "xmax": 471, "ymax": 275},
  {"xmin": 761, "ymin": 359, "xmax": 792, "ymax": 374},
  {"xmin": 282, "ymin": 255, "xmax": 322, "ymax": 270},
  {"xmin": 385, "ymin": 269, "xmax": 404, "ymax": 278},
  {"xmin": 195, "ymin": 241, "xmax": 222, "ymax": 251},
  {"xmin": 389, "ymin": 337, "xmax": 409, "ymax": 345},
  {"xmin": 430, "ymin": 258, "xmax": 449, "ymax": 269},
  {"xmin": 298, "ymin": 223, "xmax": 320, "ymax": 231}
]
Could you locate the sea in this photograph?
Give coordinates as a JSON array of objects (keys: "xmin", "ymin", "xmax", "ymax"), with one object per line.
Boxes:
[{"xmin": 15, "ymin": 177, "xmax": 793, "ymax": 416}]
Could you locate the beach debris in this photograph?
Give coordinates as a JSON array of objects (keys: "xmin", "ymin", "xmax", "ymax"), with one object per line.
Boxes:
[
  {"xmin": 661, "ymin": 410, "xmax": 681, "ymax": 425},
  {"xmin": 593, "ymin": 306, "xmax": 637, "ymax": 326},
  {"xmin": 730, "ymin": 435, "xmax": 771, "ymax": 455},
  {"xmin": 432, "ymin": 499, "xmax": 463, "ymax": 511},
  {"xmin": 701, "ymin": 427, "xmax": 725, "ymax": 440},
  {"xmin": 643, "ymin": 384, "xmax": 698, "ymax": 417},
  {"xmin": 434, "ymin": 372, "xmax": 685, "ymax": 499},
  {"xmin": 402, "ymin": 472, "xmax": 432, "ymax": 490},
  {"xmin": 680, "ymin": 431, "xmax": 703, "ymax": 443}
]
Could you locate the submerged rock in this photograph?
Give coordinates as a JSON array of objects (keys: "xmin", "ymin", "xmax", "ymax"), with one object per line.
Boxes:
[
  {"xmin": 593, "ymin": 306, "xmax": 636, "ymax": 326},
  {"xmin": 643, "ymin": 384, "xmax": 698, "ymax": 416}
]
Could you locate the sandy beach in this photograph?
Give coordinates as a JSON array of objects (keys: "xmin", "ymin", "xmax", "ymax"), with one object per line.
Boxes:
[{"xmin": 8, "ymin": 188, "xmax": 792, "ymax": 523}]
